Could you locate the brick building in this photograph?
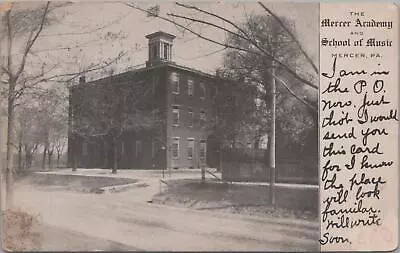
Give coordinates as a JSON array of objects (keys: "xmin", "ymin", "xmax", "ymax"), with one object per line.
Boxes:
[{"xmin": 68, "ymin": 31, "xmax": 220, "ymax": 170}]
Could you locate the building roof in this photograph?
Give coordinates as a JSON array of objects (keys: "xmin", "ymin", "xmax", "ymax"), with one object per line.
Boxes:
[
  {"xmin": 73, "ymin": 61, "xmax": 218, "ymax": 89},
  {"xmin": 145, "ymin": 31, "xmax": 176, "ymax": 40},
  {"xmin": 72, "ymin": 30, "xmax": 222, "ymax": 89}
]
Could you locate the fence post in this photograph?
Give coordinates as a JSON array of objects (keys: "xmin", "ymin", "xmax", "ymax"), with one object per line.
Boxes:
[{"xmin": 201, "ymin": 164, "xmax": 205, "ymax": 183}]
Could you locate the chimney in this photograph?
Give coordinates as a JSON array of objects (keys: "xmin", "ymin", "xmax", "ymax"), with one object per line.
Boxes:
[{"xmin": 145, "ymin": 31, "xmax": 176, "ymax": 67}]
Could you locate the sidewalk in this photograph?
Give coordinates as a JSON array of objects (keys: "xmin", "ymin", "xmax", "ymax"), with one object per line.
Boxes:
[
  {"xmin": 36, "ymin": 168, "xmax": 214, "ymax": 180},
  {"xmin": 216, "ymin": 180, "xmax": 318, "ymax": 189},
  {"xmin": 36, "ymin": 168, "xmax": 318, "ymax": 189}
]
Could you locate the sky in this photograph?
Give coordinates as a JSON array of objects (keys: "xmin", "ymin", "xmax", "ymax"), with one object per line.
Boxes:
[{"xmin": 11, "ymin": 1, "xmax": 319, "ymax": 81}]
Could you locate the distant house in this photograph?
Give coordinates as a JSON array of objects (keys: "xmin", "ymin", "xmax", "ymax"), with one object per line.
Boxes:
[{"xmin": 68, "ymin": 31, "xmax": 220, "ymax": 170}]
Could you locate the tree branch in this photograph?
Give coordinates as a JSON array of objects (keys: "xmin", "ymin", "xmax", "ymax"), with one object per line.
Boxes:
[
  {"xmin": 175, "ymin": 2, "xmax": 251, "ymax": 41},
  {"xmin": 222, "ymin": 64, "xmax": 316, "ymax": 112},
  {"xmin": 14, "ymin": 62, "xmax": 59, "ymax": 99},
  {"xmin": 126, "ymin": 3, "xmax": 316, "ymax": 90},
  {"xmin": 269, "ymin": 69, "xmax": 317, "ymax": 113},
  {"xmin": 168, "ymin": 13, "xmax": 245, "ymax": 42},
  {"xmin": 124, "ymin": 3, "xmax": 233, "ymax": 51},
  {"xmin": 15, "ymin": 2, "xmax": 50, "ymax": 80},
  {"xmin": 25, "ymin": 51, "xmax": 126, "ymax": 87},
  {"xmin": 165, "ymin": 5, "xmax": 317, "ymax": 89},
  {"xmin": 1, "ymin": 66, "xmax": 10, "ymax": 78},
  {"xmin": 5, "ymin": 5, "xmax": 13, "ymax": 81},
  {"xmin": 258, "ymin": 2, "xmax": 318, "ymax": 74},
  {"xmin": 40, "ymin": 11, "xmax": 131, "ymax": 37}
]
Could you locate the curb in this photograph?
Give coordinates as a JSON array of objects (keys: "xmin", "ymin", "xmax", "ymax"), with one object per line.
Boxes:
[{"xmin": 100, "ymin": 183, "xmax": 140, "ymax": 193}]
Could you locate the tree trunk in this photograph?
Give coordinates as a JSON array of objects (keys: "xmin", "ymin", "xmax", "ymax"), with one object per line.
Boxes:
[
  {"xmin": 25, "ymin": 150, "xmax": 33, "ymax": 170},
  {"xmin": 201, "ymin": 165, "xmax": 205, "ymax": 184},
  {"xmin": 72, "ymin": 146, "xmax": 77, "ymax": 171},
  {"xmin": 112, "ymin": 141, "xmax": 118, "ymax": 174},
  {"xmin": 218, "ymin": 143, "xmax": 222, "ymax": 173},
  {"xmin": 17, "ymin": 142, "xmax": 22, "ymax": 172},
  {"xmin": 42, "ymin": 147, "xmax": 47, "ymax": 170},
  {"xmin": 103, "ymin": 138, "xmax": 108, "ymax": 169},
  {"xmin": 5, "ymin": 92, "xmax": 15, "ymax": 209},
  {"xmin": 72, "ymin": 157, "xmax": 77, "ymax": 171},
  {"xmin": 47, "ymin": 150, "xmax": 53, "ymax": 169},
  {"xmin": 57, "ymin": 152, "xmax": 61, "ymax": 168},
  {"xmin": 71, "ymin": 135, "xmax": 77, "ymax": 171}
]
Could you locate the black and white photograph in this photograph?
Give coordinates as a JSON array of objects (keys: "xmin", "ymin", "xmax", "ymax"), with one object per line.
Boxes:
[{"xmin": 0, "ymin": 2, "xmax": 319, "ymax": 251}]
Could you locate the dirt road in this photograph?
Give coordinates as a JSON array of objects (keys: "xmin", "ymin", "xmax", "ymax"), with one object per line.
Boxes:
[{"xmin": 13, "ymin": 177, "xmax": 319, "ymax": 251}]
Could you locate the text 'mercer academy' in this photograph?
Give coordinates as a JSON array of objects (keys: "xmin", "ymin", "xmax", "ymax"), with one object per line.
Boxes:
[{"xmin": 321, "ymin": 18, "xmax": 393, "ymax": 29}]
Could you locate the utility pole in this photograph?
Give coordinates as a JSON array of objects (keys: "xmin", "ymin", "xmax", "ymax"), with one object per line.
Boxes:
[{"xmin": 269, "ymin": 61, "xmax": 276, "ymax": 206}]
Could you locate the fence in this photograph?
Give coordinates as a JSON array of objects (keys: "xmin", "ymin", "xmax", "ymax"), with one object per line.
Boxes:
[
  {"xmin": 220, "ymin": 147, "xmax": 268, "ymax": 182},
  {"xmin": 220, "ymin": 147, "xmax": 318, "ymax": 184}
]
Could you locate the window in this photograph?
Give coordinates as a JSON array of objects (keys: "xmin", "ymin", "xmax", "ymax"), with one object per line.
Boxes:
[
  {"xmin": 188, "ymin": 79, "xmax": 194, "ymax": 96},
  {"xmin": 172, "ymin": 138, "xmax": 180, "ymax": 159},
  {"xmin": 135, "ymin": 140, "xmax": 142, "ymax": 157},
  {"xmin": 187, "ymin": 138, "xmax": 194, "ymax": 160},
  {"xmin": 199, "ymin": 82, "xmax": 206, "ymax": 99},
  {"xmin": 172, "ymin": 105, "xmax": 180, "ymax": 126},
  {"xmin": 188, "ymin": 107, "xmax": 193, "ymax": 127},
  {"xmin": 171, "ymin": 72, "xmax": 179, "ymax": 94},
  {"xmin": 200, "ymin": 140, "xmax": 206, "ymax": 161},
  {"xmin": 163, "ymin": 43, "xmax": 169, "ymax": 60},
  {"xmin": 199, "ymin": 109, "xmax": 206, "ymax": 127}
]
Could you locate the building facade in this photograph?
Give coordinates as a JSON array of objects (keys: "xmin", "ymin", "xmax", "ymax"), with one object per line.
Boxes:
[{"xmin": 68, "ymin": 31, "xmax": 219, "ymax": 170}]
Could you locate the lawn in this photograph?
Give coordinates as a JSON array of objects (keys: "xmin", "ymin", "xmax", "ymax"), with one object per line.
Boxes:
[{"xmin": 152, "ymin": 179, "xmax": 318, "ymax": 221}]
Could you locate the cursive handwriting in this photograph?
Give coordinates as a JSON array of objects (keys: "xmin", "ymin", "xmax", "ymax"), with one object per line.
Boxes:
[{"xmin": 320, "ymin": 16, "xmax": 394, "ymax": 247}]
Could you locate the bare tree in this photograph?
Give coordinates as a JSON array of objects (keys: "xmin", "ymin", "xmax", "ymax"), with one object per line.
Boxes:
[
  {"xmin": 0, "ymin": 2, "xmax": 51, "ymax": 208},
  {"xmin": 0, "ymin": 2, "xmax": 128, "ymax": 208},
  {"xmin": 125, "ymin": 2, "xmax": 317, "ymax": 90},
  {"xmin": 70, "ymin": 75, "xmax": 162, "ymax": 174},
  {"xmin": 13, "ymin": 85, "xmax": 67, "ymax": 172},
  {"xmin": 38, "ymin": 88, "xmax": 68, "ymax": 170},
  {"xmin": 208, "ymin": 75, "xmax": 268, "ymax": 148},
  {"xmin": 125, "ymin": 2, "xmax": 318, "ymax": 202},
  {"xmin": 17, "ymin": 106, "xmax": 42, "ymax": 171},
  {"xmin": 54, "ymin": 136, "xmax": 67, "ymax": 168},
  {"xmin": 221, "ymin": 13, "xmax": 317, "ymax": 124}
]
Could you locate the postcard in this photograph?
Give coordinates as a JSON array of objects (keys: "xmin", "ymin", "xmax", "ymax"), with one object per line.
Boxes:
[{"xmin": 0, "ymin": 1, "xmax": 397, "ymax": 251}]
